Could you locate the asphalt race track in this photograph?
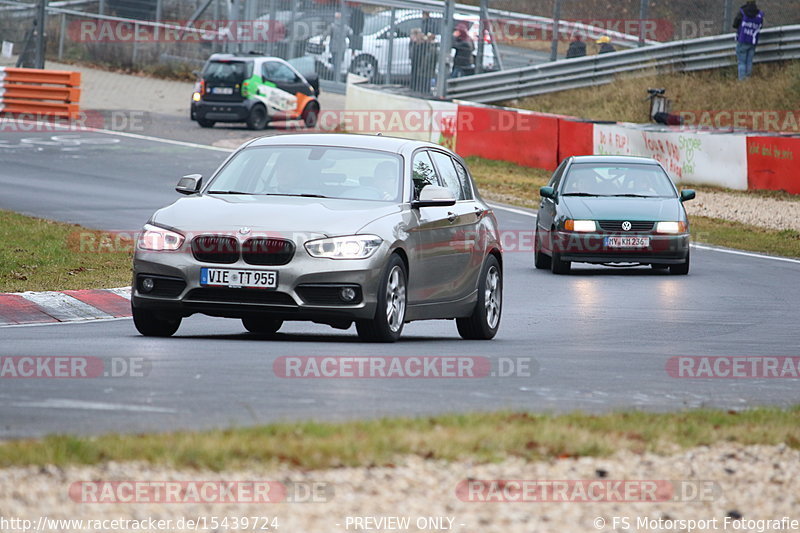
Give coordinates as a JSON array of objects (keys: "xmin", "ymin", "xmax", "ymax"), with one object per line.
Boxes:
[{"xmin": 1, "ymin": 129, "xmax": 799, "ymax": 438}]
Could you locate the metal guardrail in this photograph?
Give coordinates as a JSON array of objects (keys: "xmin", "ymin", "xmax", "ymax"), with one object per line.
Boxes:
[{"xmin": 447, "ymin": 25, "xmax": 800, "ymax": 103}]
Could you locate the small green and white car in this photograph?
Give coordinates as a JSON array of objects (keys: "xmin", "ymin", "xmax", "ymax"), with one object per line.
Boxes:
[{"xmin": 190, "ymin": 53, "xmax": 321, "ymax": 130}]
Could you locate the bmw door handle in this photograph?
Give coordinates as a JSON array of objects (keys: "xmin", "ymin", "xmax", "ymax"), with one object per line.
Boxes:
[{"xmin": 447, "ymin": 212, "xmax": 457, "ymax": 223}]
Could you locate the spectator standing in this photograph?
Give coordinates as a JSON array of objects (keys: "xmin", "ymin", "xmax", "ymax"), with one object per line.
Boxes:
[
  {"xmin": 349, "ymin": 4, "xmax": 365, "ymax": 51},
  {"xmin": 451, "ymin": 22, "xmax": 475, "ymax": 78},
  {"xmin": 324, "ymin": 11, "xmax": 353, "ymax": 82},
  {"xmin": 733, "ymin": 0, "xmax": 764, "ymax": 80},
  {"xmin": 566, "ymin": 35, "xmax": 587, "ymax": 58},
  {"xmin": 596, "ymin": 35, "xmax": 616, "ymax": 54}
]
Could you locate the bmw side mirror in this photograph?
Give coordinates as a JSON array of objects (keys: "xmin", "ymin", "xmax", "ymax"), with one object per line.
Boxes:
[
  {"xmin": 540, "ymin": 186, "xmax": 555, "ymax": 199},
  {"xmin": 176, "ymin": 174, "xmax": 202, "ymax": 195},
  {"xmin": 680, "ymin": 189, "xmax": 696, "ymax": 202},
  {"xmin": 412, "ymin": 185, "xmax": 457, "ymax": 208}
]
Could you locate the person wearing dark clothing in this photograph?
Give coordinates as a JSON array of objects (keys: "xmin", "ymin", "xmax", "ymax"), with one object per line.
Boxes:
[
  {"xmin": 349, "ymin": 5, "xmax": 365, "ymax": 51},
  {"xmin": 451, "ymin": 23, "xmax": 475, "ymax": 78},
  {"xmin": 421, "ymin": 11, "xmax": 437, "ymax": 36},
  {"xmin": 566, "ymin": 35, "xmax": 587, "ymax": 58},
  {"xmin": 324, "ymin": 11, "xmax": 352, "ymax": 82},
  {"xmin": 410, "ymin": 28, "xmax": 425, "ymax": 93},
  {"xmin": 418, "ymin": 32, "xmax": 439, "ymax": 93},
  {"xmin": 596, "ymin": 35, "xmax": 616, "ymax": 54},
  {"xmin": 733, "ymin": 0, "xmax": 764, "ymax": 80}
]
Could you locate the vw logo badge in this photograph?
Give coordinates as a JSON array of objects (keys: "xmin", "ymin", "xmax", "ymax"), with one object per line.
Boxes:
[
  {"xmin": 621, "ymin": 221, "xmax": 632, "ymax": 231},
  {"xmin": 238, "ymin": 227, "xmax": 251, "ymax": 235}
]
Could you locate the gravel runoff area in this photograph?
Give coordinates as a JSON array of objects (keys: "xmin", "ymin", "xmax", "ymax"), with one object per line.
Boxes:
[
  {"xmin": 1, "ymin": 443, "xmax": 798, "ymax": 532},
  {"xmin": 685, "ymin": 191, "xmax": 800, "ymax": 232}
]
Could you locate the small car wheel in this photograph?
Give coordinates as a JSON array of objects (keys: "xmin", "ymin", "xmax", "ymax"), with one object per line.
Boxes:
[
  {"xmin": 246, "ymin": 104, "xmax": 268, "ymax": 130},
  {"xmin": 356, "ymin": 254, "xmax": 406, "ymax": 343},
  {"xmin": 242, "ymin": 317, "xmax": 283, "ymax": 334},
  {"xmin": 670, "ymin": 250, "xmax": 690, "ymax": 275},
  {"xmin": 350, "ymin": 55, "xmax": 379, "ymax": 82},
  {"xmin": 302, "ymin": 101, "xmax": 320, "ymax": 128},
  {"xmin": 457, "ymin": 255, "xmax": 502, "ymax": 340},
  {"xmin": 132, "ymin": 306, "xmax": 181, "ymax": 337},
  {"xmin": 534, "ymin": 228, "xmax": 551, "ymax": 270},
  {"xmin": 551, "ymin": 251, "xmax": 571, "ymax": 275},
  {"xmin": 197, "ymin": 118, "xmax": 215, "ymax": 128}
]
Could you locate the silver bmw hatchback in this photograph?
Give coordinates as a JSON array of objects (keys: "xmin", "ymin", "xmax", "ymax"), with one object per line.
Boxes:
[{"xmin": 132, "ymin": 134, "xmax": 503, "ymax": 342}]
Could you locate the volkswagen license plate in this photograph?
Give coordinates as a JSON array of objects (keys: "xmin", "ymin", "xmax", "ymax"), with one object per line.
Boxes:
[{"xmin": 604, "ymin": 236, "xmax": 650, "ymax": 248}]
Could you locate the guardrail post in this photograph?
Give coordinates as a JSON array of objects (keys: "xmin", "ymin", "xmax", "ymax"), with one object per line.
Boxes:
[{"xmin": 549, "ymin": 0, "xmax": 561, "ymax": 61}]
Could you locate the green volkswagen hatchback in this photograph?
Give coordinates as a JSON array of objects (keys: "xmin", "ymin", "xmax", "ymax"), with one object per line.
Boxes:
[{"xmin": 535, "ymin": 155, "xmax": 695, "ymax": 275}]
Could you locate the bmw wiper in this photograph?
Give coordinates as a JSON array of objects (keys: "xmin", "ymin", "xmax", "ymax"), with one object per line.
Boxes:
[
  {"xmin": 266, "ymin": 193, "xmax": 329, "ymax": 198},
  {"xmin": 608, "ymin": 194, "xmax": 655, "ymax": 197},
  {"xmin": 207, "ymin": 190, "xmax": 254, "ymax": 195},
  {"xmin": 561, "ymin": 192, "xmax": 610, "ymax": 197}
]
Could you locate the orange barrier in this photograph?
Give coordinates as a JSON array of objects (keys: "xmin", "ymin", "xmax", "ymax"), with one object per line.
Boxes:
[
  {"xmin": 0, "ymin": 67, "xmax": 82, "ymax": 119},
  {"xmin": 557, "ymin": 119, "xmax": 595, "ymax": 163},
  {"xmin": 746, "ymin": 136, "xmax": 800, "ymax": 194}
]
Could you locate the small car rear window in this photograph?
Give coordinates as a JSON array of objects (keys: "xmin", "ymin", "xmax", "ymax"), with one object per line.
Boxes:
[{"xmin": 202, "ymin": 60, "xmax": 253, "ymax": 84}]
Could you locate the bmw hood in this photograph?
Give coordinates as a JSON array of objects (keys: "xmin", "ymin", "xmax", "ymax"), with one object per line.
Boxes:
[
  {"xmin": 150, "ymin": 195, "xmax": 402, "ymax": 238},
  {"xmin": 562, "ymin": 197, "xmax": 685, "ymax": 221}
]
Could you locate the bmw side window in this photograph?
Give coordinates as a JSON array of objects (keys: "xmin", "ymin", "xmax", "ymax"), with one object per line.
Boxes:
[
  {"xmin": 430, "ymin": 151, "xmax": 465, "ymax": 201},
  {"xmin": 452, "ymin": 158, "xmax": 474, "ymax": 200},
  {"xmin": 412, "ymin": 151, "xmax": 440, "ymax": 199}
]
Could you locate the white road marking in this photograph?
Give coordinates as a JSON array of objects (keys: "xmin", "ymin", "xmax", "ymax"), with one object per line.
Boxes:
[
  {"xmin": 691, "ymin": 243, "xmax": 800, "ymax": 265},
  {"xmin": 18, "ymin": 291, "xmax": 113, "ymax": 321},
  {"xmin": 489, "ymin": 202, "xmax": 800, "ymax": 266},
  {"xmin": 12, "ymin": 399, "xmax": 176, "ymax": 413}
]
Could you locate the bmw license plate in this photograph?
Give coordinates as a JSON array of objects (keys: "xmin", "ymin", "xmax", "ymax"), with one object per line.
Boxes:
[
  {"xmin": 604, "ymin": 236, "xmax": 650, "ymax": 248},
  {"xmin": 200, "ymin": 268, "xmax": 277, "ymax": 289},
  {"xmin": 211, "ymin": 87, "xmax": 234, "ymax": 95}
]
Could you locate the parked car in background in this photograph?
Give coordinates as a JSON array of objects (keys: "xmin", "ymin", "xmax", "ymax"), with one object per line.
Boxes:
[
  {"xmin": 306, "ymin": 10, "xmax": 499, "ymax": 83},
  {"xmin": 132, "ymin": 134, "xmax": 503, "ymax": 342},
  {"xmin": 191, "ymin": 53, "xmax": 321, "ymax": 129},
  {"xmin": 535, "ymin": 155, "xmax": 695, "ymax": 275}
]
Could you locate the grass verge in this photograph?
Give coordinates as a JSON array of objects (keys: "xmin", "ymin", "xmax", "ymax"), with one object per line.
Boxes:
[
  {"xmin": 0, "ymin": 408, "xmax": 797, "ymax": 471},
  {"xmin": 467, "ymin": 157, "xmax": 800, "ymax": 258},
  {"xmin": 0, "ymin": 210, "xmax": 133, "ymax": 293}
]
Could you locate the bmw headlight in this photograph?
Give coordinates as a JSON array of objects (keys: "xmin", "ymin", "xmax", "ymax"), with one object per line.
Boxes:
[
  {"xmin": 137, "ymin": 224, "xmax": 185, "ymax": 251},
  {"xmin": 305, "ymin": 235, "xmax": 383, "ymax": 259},
  {"xmin": 655, "ymin": 221, "xmax": 687, "ymax": 234}
]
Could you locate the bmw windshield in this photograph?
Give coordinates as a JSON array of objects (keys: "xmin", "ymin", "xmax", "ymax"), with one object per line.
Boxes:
[{"xmin": 206, "ymin": 146, "xmax": 403, "ymax": 202}]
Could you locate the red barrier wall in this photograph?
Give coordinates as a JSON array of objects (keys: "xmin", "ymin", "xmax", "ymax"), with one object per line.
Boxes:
[
  {"xmin": 746, "ymin": 136, "xmax": 800, "ymax": 194},
  {"xmin": 557, "ymin": 119, "xmax": 595, "ymax": 162},
  {"xmin": 456, "ymin": 104, "xmax": 560, "ymax": 171}
]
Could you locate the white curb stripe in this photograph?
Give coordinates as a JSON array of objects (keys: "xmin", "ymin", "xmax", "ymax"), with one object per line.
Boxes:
[
  {"xmin": 107, "ymin": 286, "xmax": 132, "ymax": 300},
  {"xmin": 18, "ymin": 291, "xmax": 114, "ymax": 322}
]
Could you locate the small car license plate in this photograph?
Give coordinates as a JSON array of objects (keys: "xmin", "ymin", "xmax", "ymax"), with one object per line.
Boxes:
[
  {"xmin": 604, "ymin": 236, "xmax": 650, "ymax": 248},
  {"xmin": 211, "ymin": 87, "xmax": 234, "ymax": 95},
  {"xmin": 200, "ymin": 268, "xmax": 277, "ymax": 289}
]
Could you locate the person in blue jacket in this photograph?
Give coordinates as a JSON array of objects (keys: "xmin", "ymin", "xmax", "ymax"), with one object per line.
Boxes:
[{"xmin": 733, "ymin": 0, "xmax": 764, "ymax": 80}]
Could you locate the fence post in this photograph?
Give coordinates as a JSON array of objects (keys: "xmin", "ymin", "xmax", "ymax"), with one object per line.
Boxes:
[
  {"xmin": 436, "ymin": 0, "xmax": 455, "ymax": 98},
  {"xmin": 386, "ymin": 8, "xmax": 396, "ymax": 85},
  {"xmin": 722, "ymin": 0, "xmax": 733, "ymax": 33},
  {"xmin": 132, "ymin": 22, "xmax": 139, "ymax": 65},
  {"xmin": 476, "ymin": 0, "xmax": 488, "ymax": 74},
  {"xmin": 58, "ymin": 12, "xmax": 66, "ymax": 60},
  {"xmin": 549, "ymin": 0, "xmax": 561, "ymax": 61},
  {"xmin": 98, "ymin": 0, "xmax": 105, "ymax": 15},
  {"xmin": 35, "ymin": 0, "xmax": 47, "ymax": 68},
  {"xmin": 638, "ymin": 0, "xmax": 648, "ymax": 46},
  {"xmin": 268, "ymin": 0, "xmax": 278, "ymax": 56}
]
